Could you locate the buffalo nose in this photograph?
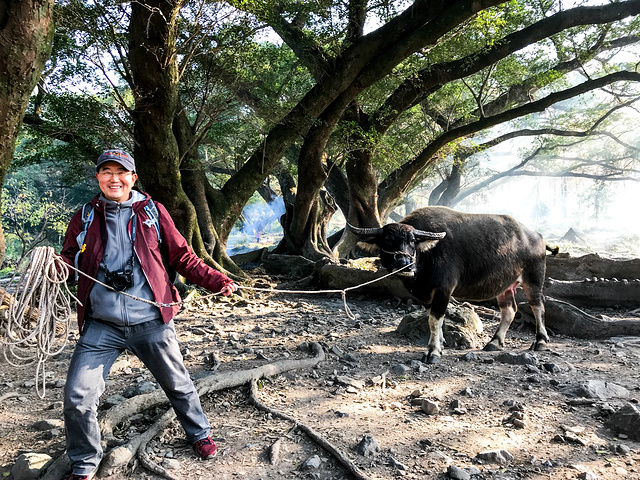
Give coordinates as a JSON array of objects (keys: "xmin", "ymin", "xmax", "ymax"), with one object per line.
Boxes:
[{"xmin": 396, "ymin": 255, "xmax": 411, "ymax": 268}]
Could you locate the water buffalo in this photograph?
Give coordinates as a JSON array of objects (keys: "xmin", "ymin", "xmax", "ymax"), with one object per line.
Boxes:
[{"xmin": 349, "ymin": 206, "xmax": 558, "ymax": 363}]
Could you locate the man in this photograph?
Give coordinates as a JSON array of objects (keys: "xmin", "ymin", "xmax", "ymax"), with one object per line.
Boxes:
[{"xmin": 60, "ymin": 149, "xmax": 238, "ymax": 480}]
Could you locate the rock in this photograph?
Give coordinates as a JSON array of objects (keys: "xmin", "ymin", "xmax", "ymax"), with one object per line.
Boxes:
[
  {"xmin": 330, "ymin": 345, "xmax": 344, "ymax": 357},
  {"xmin": 476, "ymin": 449, "xmax": 514, "ymax": 464},
  {"xmin": 396, "ymin": 304, "xmax": 483, "ymax": 349},
  {"xmin": 428, "ymin": 450, "xmax": 454, "ymax": 464},
  {"xmin": 161, "ymin": 458, "xmax": 181, "ymax": 470},
  {"xmin": 123, "ymin": 381, "xmax": 158, "ymax": 398},
  {"xmin": 356, "ymin": 434, "xmax": 380, "ymax": 458},
  {"xmin": 496, "ymin": 352, "xmax": 538, "ymax": 366},
  {"xmin": 335, "ymin": 375, "xmax": 365, "ymax": 390},
  {"xmin": 462, "ymin": 352, "xmax": 478, "ymax": 361},
  {"xmin": 421, "ymin": 399, "xmax": 440, "ymax": 415},
  {"xmin": 31, "ymin": 419, "xmax": 64, "ymax": 431},
  {"xmin": 610, "ymin": 443, "xmax": 631, "ymax": 455},
  {"xmin": 10, "ymin": 452, "xmax": 52, "ymax": 480},
  {"xmin": 562, "ymin": 380, "xmax": 630, "ymax": 400},
  {"xmin": 102, "ymin": 394, "xmax": 127, "ymax": 409},
  {"xmin": 447, "ymin": 465, "xmax": 471, "ymax": 480},
  {"xmin": 388, "ymin": 456, "xmax": 408, "ymax": 471},
  {"xmin": 543, "ymin": 363, "xmax": 560, "ymax": 373},
  {"xmin": 301, "ymin": 454, "xmax": 322, "ymax": 470},
  {"xmin": 391, "ymin": 363, "xmax": 411, "ymax": 375},
  {"xmin": 577, "ymin": 472, "xmax": 599, "ymax": 480},
  {"xmin": 606, "ymin": 403, "xmax": 640, "ymax": 440}
]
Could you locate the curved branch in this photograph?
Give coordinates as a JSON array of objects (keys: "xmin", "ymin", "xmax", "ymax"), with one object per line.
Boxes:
[{"xmin": 379, "ymin": 71, "xmax": 640, "ymax": 211}]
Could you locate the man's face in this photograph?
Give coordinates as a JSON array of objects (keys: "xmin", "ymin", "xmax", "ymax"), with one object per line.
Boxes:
[{"xmin": 96, "ymin": 161, "xmax": 138, "ymax": 203}]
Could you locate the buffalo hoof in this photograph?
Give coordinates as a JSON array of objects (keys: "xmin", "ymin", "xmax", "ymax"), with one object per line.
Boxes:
[
  {"xmin": 531, "ymin": 340, "xmax": 549, "ymax": 351},
  {"xmin": 483, "ymin": 341, "xmax": 502, "ymax": 352},
  {"xmin": 421, "ymin": 352, "xmax": 440, "ymax": 364}
]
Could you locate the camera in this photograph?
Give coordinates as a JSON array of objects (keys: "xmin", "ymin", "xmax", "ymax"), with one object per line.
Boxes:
[{"xmin": 104, "ymin": 269, "xmax": 133, "ymax": 291}]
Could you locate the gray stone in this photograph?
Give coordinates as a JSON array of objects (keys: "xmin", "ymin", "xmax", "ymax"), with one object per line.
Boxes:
[
  {"xmin": 496, "ymin": 352, "xmax": 538, "ymax": 366},
  {"xmin": 102, "ymin": 394, "xmax": 127, "ymax": 409},
  {"xmin": 330, "ymin": 345, "xmax": 345, "ymax": 357},
  {"xmin": 301, "ymin": 454, "xmax": 322, "ymax": 470},
  {"xmin": 123, "ymin": 380, "xmax": 158, "ymax": 397},
  {"xmin": 607, "ymin": 403, "xmax": 640, "ymax": 440},
  {"xmin": 356, "ymin": 434, "xmax": 380, "ymax": 458},
  {"xmin": 543, "ymin": 363, "xmax": 560, "ymax": 374},
  {"xmin": 562, "ymin": 380, "xmax": 630, "ymax": 401},
  {"xmin": 421, "ymin": 399, "xmax": 440, "ymax": 415},
  {"xmin": 391, "ymin": 363, "xmax": 411, "ymax": 375},
  {"xmin": 462, "ymin": 352, "xmax": 478, "ymax": 361},
  {"xmin": 577, "ymin": 472, "xmax": 599, "ymax": 480},
  {"xmin": 476, "ymin": 449, "xmax": 514, "ymax": 464},
  {"xmin": 447, "ymin": 465, "xmax": 471, "ymax": 480},
  {"xmin": 10, "ymin": 452, "xmax": 52, "ymax": 480},
  {"xmin": 31, "ymin": 419, "xmax": 64, "ymax": 431},
  {"xmin": 335, "ymin": 375, "xmax": 365, "ymax": 390},
  {"xmin": 396, "ymin": 304, "xmax": 483, "ymax": 349},
  {"xmin": 162, "ymin": 458, "xmax": 181, "ymax": 470},
  {"xmin": 388, "ymin": 456, "xmax": 408, "ymax": 471},
  {"xmin": 428, "ymin": 450, "xmax": 454, "ymax": 464}
]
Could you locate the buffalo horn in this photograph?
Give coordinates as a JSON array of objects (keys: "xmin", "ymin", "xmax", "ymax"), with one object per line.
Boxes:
[
  {"xmin": 346, "ymin": 223, "xmax": 384, "ymax": 236},
  {"xmin": 413, "ymin": 229, "xmax": 446, "ymax": 239}
]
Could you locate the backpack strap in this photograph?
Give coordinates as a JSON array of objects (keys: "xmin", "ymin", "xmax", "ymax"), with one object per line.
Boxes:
[
  {"xmin": 74, "ymin": 203, "xmax": 94, "ymax": 280},
  {"xmin": 143, "ymin": 198, "xmax": 162, "ymax": 244}
]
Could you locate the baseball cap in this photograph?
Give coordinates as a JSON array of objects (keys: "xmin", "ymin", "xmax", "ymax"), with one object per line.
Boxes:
[{"xmin": 96, "ymin": 149, "xmax": 136, "ymax": 172}]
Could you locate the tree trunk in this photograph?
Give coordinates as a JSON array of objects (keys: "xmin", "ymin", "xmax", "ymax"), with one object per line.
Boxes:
[
  {"xmin": 128, "ymin": 0, "xmax": 192, "ymax": 232},
  {"xmin": 173, "ymin": 106, "xmax": 244, "ymax": 277},
  {"xmin": 0, "ymin": 0, "xmax": 54, "ymax": 264},
  {"xmin": 280, "ymin": 190, "xmax": 337, "ymax": 261}
]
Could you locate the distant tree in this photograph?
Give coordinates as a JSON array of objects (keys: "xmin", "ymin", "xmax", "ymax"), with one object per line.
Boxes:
[{"xmin": 1, "ymin": 173, "xmax": 74, "ymax": 262}]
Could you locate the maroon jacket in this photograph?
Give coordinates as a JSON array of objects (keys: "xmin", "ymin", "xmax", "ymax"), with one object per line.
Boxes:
[{"xmin": 60, "ymin": 191, "xmax": 234, "ymax": 332}]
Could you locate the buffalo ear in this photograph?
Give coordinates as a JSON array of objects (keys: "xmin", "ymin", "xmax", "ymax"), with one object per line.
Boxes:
[
  {"xmin": 356, "ymin": 239, "xmax": 381, "ymax": 254},
  {"xmin": 416, "ymin": 238, "xmax": 440, "ymax": 253}
]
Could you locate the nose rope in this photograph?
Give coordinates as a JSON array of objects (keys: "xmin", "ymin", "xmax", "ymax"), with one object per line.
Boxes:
[{"xmin": 380, "ymin": 248, "xmax": 414, "ymax": 262}]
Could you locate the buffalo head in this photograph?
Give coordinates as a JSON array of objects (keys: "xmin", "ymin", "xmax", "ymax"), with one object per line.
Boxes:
[{"xmin": 347, "ymin": 223, "xmax": 445, "ymax": 274}]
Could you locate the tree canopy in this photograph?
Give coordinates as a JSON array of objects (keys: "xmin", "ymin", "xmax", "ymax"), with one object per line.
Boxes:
[{"xmin": 2, "ymin": 0, "xmax": 640, "ymax": 266}]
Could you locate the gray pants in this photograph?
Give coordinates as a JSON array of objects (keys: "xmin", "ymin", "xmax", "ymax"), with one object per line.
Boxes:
[{"xmin": 64, "ymin": 318, "xmax": 210, "ymax": 475}]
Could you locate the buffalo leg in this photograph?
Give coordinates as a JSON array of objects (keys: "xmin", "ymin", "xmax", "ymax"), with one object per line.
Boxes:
[
  {"xmin": 484, "ymin": 283, "xmax": 518, "ymax": 351},
  {"xmin": 522, "ymin": 284, "xmax": 549, "ymax": 351},
  {"xmin": 422, "ymin": 291, "xmax": 450, "ymax": 364}
]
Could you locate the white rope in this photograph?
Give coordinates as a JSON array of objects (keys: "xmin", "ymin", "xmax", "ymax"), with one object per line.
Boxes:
[
  {"xmin": 64, "ymin": 257, "xmax": 416, "ymax": 319},
  {"xmin": 2, "ymin": 247, "xmax": 78, "ymax": 398},
  {"xmin": 2, "ymin": 248, "xmax": 413, "ymax": 398}
]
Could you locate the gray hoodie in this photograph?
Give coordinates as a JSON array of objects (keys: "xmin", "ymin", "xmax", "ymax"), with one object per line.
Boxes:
[{"xmin": 88, "ymin": 190, "xmax": 160, "ymax": 325}]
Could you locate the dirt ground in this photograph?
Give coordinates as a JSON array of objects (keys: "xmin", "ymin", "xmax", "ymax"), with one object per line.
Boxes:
[{"xmin": 1, "ymin": 278, "xmax": 639, "ymax": 480}]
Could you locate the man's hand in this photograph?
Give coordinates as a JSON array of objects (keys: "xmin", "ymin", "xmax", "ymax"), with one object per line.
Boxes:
[{"xmin": 220, "ymin": 282, "xmax": 238, "ymax": 296}]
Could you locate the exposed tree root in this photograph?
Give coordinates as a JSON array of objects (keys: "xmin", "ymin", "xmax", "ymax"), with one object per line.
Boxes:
[
  {"xmin": 249, "ymin": 378, "xmax": 372, "ymax": 480},
  {"xmin": 93, "ymin": 342, "xmax": 325, "ymax": 479}
]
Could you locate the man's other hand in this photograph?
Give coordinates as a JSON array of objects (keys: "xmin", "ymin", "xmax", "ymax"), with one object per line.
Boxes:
[{"xmin": 220, "ymin": 283, "xmax": 238, "ymax": 296}]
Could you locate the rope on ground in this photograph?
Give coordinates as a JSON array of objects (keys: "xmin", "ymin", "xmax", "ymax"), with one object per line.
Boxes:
[{"xmin": 2, "ymin": 246, "xmax": 78, "ymax": 398}]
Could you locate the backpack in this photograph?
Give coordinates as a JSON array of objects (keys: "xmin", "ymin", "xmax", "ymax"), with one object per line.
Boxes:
[{"xmin": 74, "ymin": 199, "xmax": 162, "ymax": 279}]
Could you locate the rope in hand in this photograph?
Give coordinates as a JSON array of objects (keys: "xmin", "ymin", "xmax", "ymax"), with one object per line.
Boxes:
[
  {"xmin": 2, "ymin": 247, "xmax": 79, "ymax": 398},
  {"xmin": 3, "ymin": 246, "xmax": 414, "ymax": 397}
]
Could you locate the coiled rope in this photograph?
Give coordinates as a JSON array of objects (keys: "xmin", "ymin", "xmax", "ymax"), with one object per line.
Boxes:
[
  {"xmin": 2, "ymin": 246, "xmax": 413, "ymax": 397},
  {"xmin": 2, "ymin": 247, "xmax": 78, "ymax": 398}
]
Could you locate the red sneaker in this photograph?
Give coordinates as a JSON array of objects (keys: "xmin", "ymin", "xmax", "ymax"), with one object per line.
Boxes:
[
  {"xmin": 69, "ymin": 474, "xmax": 94, "ymax": 480},
  {"xmin": 194, "ymin": 436, "xmax": 217, "ymax": 459}
]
